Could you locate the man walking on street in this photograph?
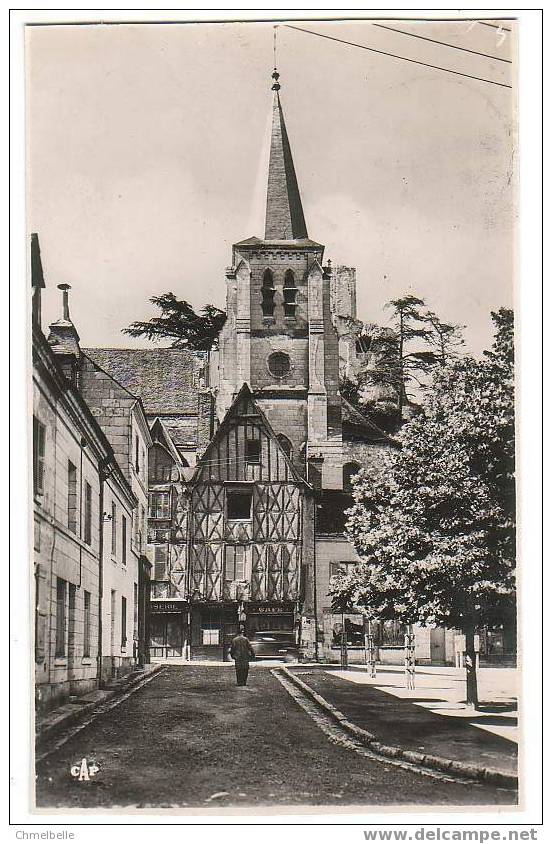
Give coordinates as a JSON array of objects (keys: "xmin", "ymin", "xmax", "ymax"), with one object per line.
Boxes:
[{"xmin": 230, "ymin": 625, "xmax": 255, "ymax": 687}]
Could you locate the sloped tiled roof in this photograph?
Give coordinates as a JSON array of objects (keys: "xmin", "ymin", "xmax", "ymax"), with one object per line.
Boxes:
[{"xmin": 83, "ymin": 348, "xmax": 203, "ymax": 415}]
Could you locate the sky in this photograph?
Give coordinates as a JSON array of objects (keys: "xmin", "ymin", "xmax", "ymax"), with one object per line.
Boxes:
[{"xmin": 27, "ymin": 18, "xmax": 515, "ymax": 357}]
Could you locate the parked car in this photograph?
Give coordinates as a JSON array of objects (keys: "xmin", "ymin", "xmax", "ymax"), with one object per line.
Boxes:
[{"xmin": 249, "ymin": 630, "xmax": 299, "ymax": 662}]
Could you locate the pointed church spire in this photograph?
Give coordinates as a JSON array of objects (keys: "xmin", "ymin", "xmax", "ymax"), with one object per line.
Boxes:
[{"xmin": 264, "ymin": 70, "xmax": 308, "ymax": 241}]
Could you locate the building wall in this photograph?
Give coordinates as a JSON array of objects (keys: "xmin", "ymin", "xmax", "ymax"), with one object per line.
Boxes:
[
  {"xmin": 33, "ymin": 371, "xmax": 102, "ymax": 709},
  {"xmin": 342, "ymin": 439, "xmax": 395, "ymax": 472},
  {"xmin": 100, "ymin": 476, "xmax": 139, "ymax": 681},
  {"xmin": 79, "ymin": 357, "xmax": 135, "ymax": 479},
  {"xmin": 79, "ymin": 356, "xmax": 150, "ymax": 681}
]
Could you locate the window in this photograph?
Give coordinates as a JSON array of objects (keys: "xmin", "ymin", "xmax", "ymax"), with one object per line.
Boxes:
[
  {"xmin": 55, "ymin": 578, "xmax": 67, "ymax": 657},
  {"xmin": 226, "ymin": 487, "xmax": 252, "ymax": 520},
  {"xmin": 355, "ymin": 335, "xmax": 372, "ymax": 354},
  {"xmin": 149, "ymin": 491, "xmax": 171, "ymax": 519},
  {"xmin": 135, "ymin": 436, "xmax": 140, "ymax": 474},
  {"xmin": 68, "ymin": 583, "xmax": 76, "ymax": 658},
  {"xmin": 83, "ymin": 591, "xmax": 91, "ymax": 657},
  {"xmin": 283, "ymin": 269, "xmax": 298, "ymax": 318},
  {"xmin": 33, "ymin": 417, "xmax": 45, "ymax": 495},
  {"xmin": 34, "ymin": 567, "xmax": 45, "ymax": 663},
  {"xmin": 268, "ymin": 351, "xmax": 291, "ymax": 378},
  {"xmin": 245, "ymin": 439, "xmax": 261, "ymax": 463},
  {"xmin": 376, "ymin": 620, "xmax": 407, "ymax": 647},
  {"xmin": 153, "ymin": 545, "xmax": 168, "ymax": 580},
  {"xmin": 111, "ymin": 502, "xmax": 117, "ymax": 556},
  {"xmin": 330, "ymin": 561, "xmax": 357, "ymax": 578},
  {"xmin": 261, "ymin": 268, "xmax": 275, "ymax": 317},
  {"xmin": 343, "ymin": 461, "xmax": 362, "ymax": 492},
  {"xmin": 149, "ymin": 444, "xmax": 177, "ymax": 483},
  {"xmin": 67, "ymin": 461, "xmax": 77, "ymax": 533},
  {"xmin": 133, "ymin": 508, "xmax": 139, "ymax": 547},
  {"xmin": 202, "ymin": 626, "xmax": 220, "ymax": 646},
  {"xmin": 133, "ymin": 583, "xmax": 138, "ymax": 641},
  {"xmin": 140, "ymin": 504, "xmax": 146, "ymax": 550},
  {"xmin": 121, "ymin": 596, "xmax": 127, "ymax": 649},
  {"xmin": 84, "ymin": 482, "xmax": 92, "ymax": 545},
  {"xmin": 121, "ymin": 516, "xmax": 127, "ymax": 565},
  {"xmin": 331, "ymin": 614, "xmax": 365, "ymax": 648},
  {"xmin": 225, "ymin": 545, "xmax": 246, "ymax": 582},
  {"xmin": 276, "ymin": 433, "xmax": 293, "ymax": 460},
  {"xmin": 110, "ymin": 590, "xmax": 116, "ymax": 653}
]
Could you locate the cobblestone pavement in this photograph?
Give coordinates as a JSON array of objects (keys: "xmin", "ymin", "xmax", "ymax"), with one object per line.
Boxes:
[{"xmin": 35, "ymin": 665, "xmax": 517, "ymax": 810}]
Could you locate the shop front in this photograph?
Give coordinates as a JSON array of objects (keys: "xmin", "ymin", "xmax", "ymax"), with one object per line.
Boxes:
[
  {"xmin": 149, "ymin": 600, "xmax": 189, "ymax": 660},
  {"xmin": 190, "ymin": 603, "xmax": 240, "ymax": 661},
  {"xmin": 189, "ymin": 601, "xmax": 299, "ymax": 661},
  {"xmin": 245, "ymin": 602, "xmax": 296, "ymax": 637}
]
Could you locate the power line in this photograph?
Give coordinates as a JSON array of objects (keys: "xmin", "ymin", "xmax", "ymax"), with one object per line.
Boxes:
[
  {"xmin": 478, "ymin": 21, "xmax": 512, "ymax": 33},
  {"xmin": 284, "ymin": 24, "xmax": 512, "ymax": 89},
  {"xmin": 373, "ymin": 22, "xmax": 511, "ymax": 64}
]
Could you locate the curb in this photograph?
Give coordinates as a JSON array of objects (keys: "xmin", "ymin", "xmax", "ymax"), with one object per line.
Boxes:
[
  {"xmin": 36, "ymin": 664, "xmax": 164, "ymax": 746},
  {"xmin": 278, "ymin": 666, "xmax": 517, "ymax": 790}
]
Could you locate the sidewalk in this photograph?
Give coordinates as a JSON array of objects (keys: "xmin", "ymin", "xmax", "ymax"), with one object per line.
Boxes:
[
  {"xmin": 288, "ymin": 665, "xmax": 518, "ymax": 779},
  {"xmin": 36, "ymin": 663, "xmax": 163, "ymax": 745}
]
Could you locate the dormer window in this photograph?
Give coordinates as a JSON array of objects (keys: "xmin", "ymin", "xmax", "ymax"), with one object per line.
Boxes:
[
  {"xmin": 283, "ymin": 269, "xmax": 298, "ymax": 318},
  {"xmin": 261, "ymin": 269, "xmax": 275, "ymax": 317}
]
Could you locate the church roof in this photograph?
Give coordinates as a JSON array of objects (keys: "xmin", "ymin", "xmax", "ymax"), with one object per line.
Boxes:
[
  {"xmin": 83, "ymin": 347, "xmax": 205, "ymax": 415},
  {"xmin": 264, "ymin": 83, "xmax": 308, "ymax": 241}
]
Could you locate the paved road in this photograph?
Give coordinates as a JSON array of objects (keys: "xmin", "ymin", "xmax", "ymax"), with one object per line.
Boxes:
[{"xmin": 36, "ymin": 666, "xmax": 517, "ymax": 809}]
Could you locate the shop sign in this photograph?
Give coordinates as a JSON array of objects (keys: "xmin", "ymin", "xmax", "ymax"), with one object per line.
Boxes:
[
  {"xmin": 150, "ymin": 601, "xmax": 186, "ymax": 614},
  {"xmin": 248, "ymin": 603, "xmax": 294, "ymax": 615}
]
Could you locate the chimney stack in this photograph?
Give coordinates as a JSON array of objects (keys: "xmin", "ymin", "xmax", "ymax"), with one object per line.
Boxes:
[
  {"xmin": 47, "ymin": 282, "xmax": 81, "ymax": 384},
  {"xmin": 31, "ymin": 233, "xmax": 45, "ymax": 328}
]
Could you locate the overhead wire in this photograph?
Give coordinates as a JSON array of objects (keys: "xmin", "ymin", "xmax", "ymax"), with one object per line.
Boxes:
[
  {"xmin": 477, "ymin": 21, "xmax": 512, "ymax": 33},
  {"xmin": 372, "ymin": 22, "xmax": 511, "ymax": 63},
  {"xmin": 283, "ymin": 24, "xmax": 512, "ymax": 89}
]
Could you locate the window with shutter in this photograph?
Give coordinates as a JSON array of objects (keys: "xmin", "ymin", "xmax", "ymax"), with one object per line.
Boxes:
[{"xmin": 33, "ymin": 417, "xmax": 45, "ymax": 495}]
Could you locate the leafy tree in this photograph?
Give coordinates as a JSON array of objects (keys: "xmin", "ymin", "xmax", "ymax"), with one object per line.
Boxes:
[
  {"xmin": 331, "ymin": 309, "xmax": 515, "ymax": 707},
  {"xmin": 123, "ymin": 292, "xmax": 226, "ymax": 350}
]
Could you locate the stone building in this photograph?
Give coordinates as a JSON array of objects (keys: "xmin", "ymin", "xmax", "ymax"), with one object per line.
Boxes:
[{"xmin": 32, "ymin": 235, "xmax": 141, "ymax": 710}]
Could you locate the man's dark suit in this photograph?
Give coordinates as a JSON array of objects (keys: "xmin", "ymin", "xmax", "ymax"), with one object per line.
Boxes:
[{"xmin": 230, "ymin": 634, "xmax": 255, "ymax": 686}]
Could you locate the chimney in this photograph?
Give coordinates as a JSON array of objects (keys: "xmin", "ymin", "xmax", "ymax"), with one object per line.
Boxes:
[
  {"xmin": 196, "ymin": 389, "xmax": 215, "ymax": 458},
  {"xmin": 47, "ymin": 283, "xmax": 81, "ymax": 384},
  {"xmin": 31, "ymin": 233, "xmax": 45, "ymax": 328}
]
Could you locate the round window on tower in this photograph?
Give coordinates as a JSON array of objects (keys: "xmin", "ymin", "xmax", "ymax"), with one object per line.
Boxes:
[{"xmin": 267, "ymin": 351, "xmax": 291, "ymax": 378}]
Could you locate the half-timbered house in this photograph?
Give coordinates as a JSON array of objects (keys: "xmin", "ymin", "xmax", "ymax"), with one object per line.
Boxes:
[{"xmin": 187, "ymin": 384, "xmax": 314, "ymax": 660}]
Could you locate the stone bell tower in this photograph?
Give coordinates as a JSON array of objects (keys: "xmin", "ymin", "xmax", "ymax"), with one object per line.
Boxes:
[{"xmin": 215, "ymin": 70, "xmax": 343, "ymax": 489}]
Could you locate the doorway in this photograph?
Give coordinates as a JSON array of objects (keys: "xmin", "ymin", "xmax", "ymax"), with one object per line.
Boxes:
[{"xmin": 149, "ymin": 613, "xmax": 184, "ymax": 658}]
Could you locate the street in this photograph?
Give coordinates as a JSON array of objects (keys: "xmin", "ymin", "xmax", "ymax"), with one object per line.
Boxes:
[{"xmin": 36, "ymin": 665, "xmax": 517, "ymax": 809}]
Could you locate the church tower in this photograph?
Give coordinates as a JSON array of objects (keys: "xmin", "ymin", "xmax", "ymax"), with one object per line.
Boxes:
[{"xmin": 216, "ymin": 70, "xmax": 343, "ymax": 489}]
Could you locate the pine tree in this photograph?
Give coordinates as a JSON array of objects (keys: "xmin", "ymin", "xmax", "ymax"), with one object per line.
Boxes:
[{"xmin": 123, "ymin": 293, "xmax": 226, "ymax": 350}]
